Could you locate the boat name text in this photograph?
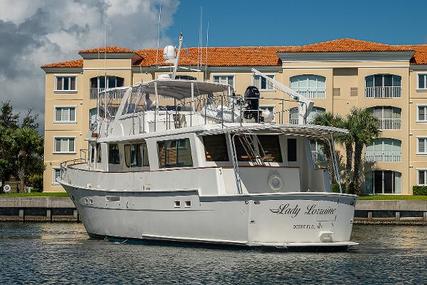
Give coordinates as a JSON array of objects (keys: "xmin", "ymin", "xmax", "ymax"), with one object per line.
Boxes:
[{"xmin": 269, "ymin": 203, "xmax": 336, "ymax": 218}]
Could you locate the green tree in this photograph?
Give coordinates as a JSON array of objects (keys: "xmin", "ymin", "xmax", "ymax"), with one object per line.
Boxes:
[
  {"xmin": 0, "ymin": 101, "xmax": 19, "ymax": 129},
  {"xmin": 346, "ymin": 108, "xmax": 379, "ymax": 194},
  {"xmin": 313, "ymin": 108, "xmax": 379, "ymax": 195}
]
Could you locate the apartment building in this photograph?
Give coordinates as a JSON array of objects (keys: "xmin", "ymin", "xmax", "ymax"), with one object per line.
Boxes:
[{"xmin": 41, "ymin": 38, "xmax": 427, "ymax": 194}]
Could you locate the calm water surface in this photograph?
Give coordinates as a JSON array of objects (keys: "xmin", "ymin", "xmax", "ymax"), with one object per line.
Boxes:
[{"xmin": 0, "ymin": 223, "xmax": 426, "ymax": 284}]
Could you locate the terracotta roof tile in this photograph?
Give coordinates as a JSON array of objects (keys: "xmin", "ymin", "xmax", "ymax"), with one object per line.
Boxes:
[
  {"xmin": 42, "ymin": 39, "xmax": 427, "ymax": 69},
  {"xmin": 400, "ymin": 45, "xmax": 427, "ymax": 64},
  {"xmin": 79, "ymin": 46, "xmax": 133, "ymax": 54},
  {"xmin": 278, "ymin": 38, "xmax": 411, "ymax": 53},
  {"xmin": 135, "ymin": 46, "xmax": 282, "ymax": 67},
  {"xmin": 41, "ymin": 59, "xmax": 83, "ymax": 68}
]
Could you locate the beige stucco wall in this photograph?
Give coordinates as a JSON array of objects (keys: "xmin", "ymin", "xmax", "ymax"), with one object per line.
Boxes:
[{"xmin": 43, "ymin": 54, "xmax": 427, "ymax": 194}]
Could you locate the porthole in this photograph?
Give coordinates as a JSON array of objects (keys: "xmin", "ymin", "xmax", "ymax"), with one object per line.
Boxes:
[
  {"xmin": 174, "ymin": 201, "xmax": 181, "ymax": 208},
  {"xmin": 185, "ymin": 201, "xmax": 192, "ymax": 208}
]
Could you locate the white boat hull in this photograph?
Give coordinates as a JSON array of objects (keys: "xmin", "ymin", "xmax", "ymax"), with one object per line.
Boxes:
[{"xmin": 62, "ymin": 183, "xmax": 357, "ymax": 248}]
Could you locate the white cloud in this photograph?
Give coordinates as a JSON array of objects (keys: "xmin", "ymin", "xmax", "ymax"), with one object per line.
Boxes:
[{"xmin": 0, "ymin": 0, "xmax": 179, "ymax": 131}]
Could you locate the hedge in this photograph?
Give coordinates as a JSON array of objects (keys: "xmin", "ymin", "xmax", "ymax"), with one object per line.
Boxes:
[{"xmin": 413, "ymin": 185, "xmax": 427, "ymax": 195}]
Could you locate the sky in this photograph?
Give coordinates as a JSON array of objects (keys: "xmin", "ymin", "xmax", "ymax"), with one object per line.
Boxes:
[{"xmin": 0, "ymin": 0, "xmax": 426, "ymax": 131}]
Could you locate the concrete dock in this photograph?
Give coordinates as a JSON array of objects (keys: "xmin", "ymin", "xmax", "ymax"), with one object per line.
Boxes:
[{"xmin": 0, "ymin": 196, "xmax": 426, "ymax": 224}]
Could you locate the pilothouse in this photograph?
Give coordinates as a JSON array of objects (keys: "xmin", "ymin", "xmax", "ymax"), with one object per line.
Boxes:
[{"xmin": 59, "ymin": 35, "xmax": 357, "ymax": 249}]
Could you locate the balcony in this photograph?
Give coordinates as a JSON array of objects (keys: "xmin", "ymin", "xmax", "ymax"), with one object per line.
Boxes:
[
  {"xmin": 365, "ymin": 151, "xmax": 401, "ymax": 162},
  {"xmin": 295, "ymin": 90, "xmax": 326, "ymax": 99},
  {"xmin": 365, "ymin": 86, "xmax": 401, "ymax": 98},
  {"xmin": 377, "ymin": 118, "xmax": 401, "ymax": 130}
]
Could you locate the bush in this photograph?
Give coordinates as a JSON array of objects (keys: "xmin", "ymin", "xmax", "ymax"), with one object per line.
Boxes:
[
  {"xmin": 413, "ymin": 186, "xmax": 427, "ymax": 195},
  {"xmin": 28, "ymin": 174, "xmax": 43, "ymax": 192},
  {"xmin": 331, "ymin": 183, "xmax": 341, "ymax": 193}
]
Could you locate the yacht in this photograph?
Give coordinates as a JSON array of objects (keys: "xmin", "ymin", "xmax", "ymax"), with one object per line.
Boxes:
[{"xmin": 58, "ymin": 38, "xmax": 357, "ymax": 249}]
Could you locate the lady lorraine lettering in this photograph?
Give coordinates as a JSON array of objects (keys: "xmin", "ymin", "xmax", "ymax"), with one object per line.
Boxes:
[{"xmin": 269, "ymin": 203, "xmax": 336, "ymax": 218}]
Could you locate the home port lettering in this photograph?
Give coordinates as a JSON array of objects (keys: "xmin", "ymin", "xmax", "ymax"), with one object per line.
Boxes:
[{"xmin": 269, "ymin": 203, "xmax": 336, "ymax": 218}]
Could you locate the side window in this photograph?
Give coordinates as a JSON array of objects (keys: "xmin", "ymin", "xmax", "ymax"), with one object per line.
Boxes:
[
  {"xmin": 258, "ymin": 135, "xmax": 282, "ymax": 162},
  {"xmin": 124, "ymin": 144, "xmax": 142, "ymax": 168},
  {"xmin": 96, "ymin": 143, "xmax": 102, "ymax": 163},
  {"xmin": 287, "ymin": 138, "xmax": 297, "ymax": 162},
  {"xmin": 203, "ymin": 134, "xmax": 229, "ymax": 161},
  {"xmin": 141, "ymin": 142, "xmax": 149, "ymax": 167},
  {"xmin": 108, "ymin": 144, "xmax": 120, "ymax": 164},
  {"xmin": 158, "ymin": 138, "xmax": 193, "ymax": 168}
]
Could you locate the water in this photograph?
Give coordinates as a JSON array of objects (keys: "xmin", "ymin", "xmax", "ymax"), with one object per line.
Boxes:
[{"xmin": 0, "ymin": 223, "xmax": 426, "ymax": 284}]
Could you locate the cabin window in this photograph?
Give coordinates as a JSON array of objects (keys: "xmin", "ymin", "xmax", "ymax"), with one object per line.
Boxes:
[
  {"xmin": 287, "ymin": 138, "xmax": 297, "ymax": 162},
  {"xmin": 203, "ymin": 135, "xmax": 229, "ymax": 161},
  {"xmin": 234, "ymin": 136, "xmax": 252, "ymax": 161},
  {"xmin": 125, "ymin": 144, "xmax": 142, "ymax": 167},
  {"xmin": 158, "ymin": 138, "xmax": 193, "ymax": 168},
  {"xmin": 108, "ymin": 144, "xmax": 120, "ymax": 164},
  {"xmin": 258, "ymin": 135, "xmax": 282, "ymax": 162},
  {"xmin": 141, "ymin": 142, "xmax": 149, "ymax": 167}
]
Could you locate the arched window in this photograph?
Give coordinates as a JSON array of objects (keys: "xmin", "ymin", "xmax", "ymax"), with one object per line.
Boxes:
[
  {"xmin": 370, "ymin": 106, "xmax": 401, "ymax": 129},
  {"xmin": 290, "ymin": 75, "xmax": 326, "ymax": 99},
  {"xmin": 365, "ymin": 138, "xmax": 401, "ymax": 162},
  {"xmin": 90, "ymin": 76, "xmax": 124, "ymax": 99},
  {"xmin": 365, "ymin": 170, "xmax": 401, "ymax": 194},
  {"xmin": 289, "ymin": 106, "xmax": 325, "ymax": 124},
  {"xmin": 365, "ymin": 74, "xmax": 401, "ymax": 98}
]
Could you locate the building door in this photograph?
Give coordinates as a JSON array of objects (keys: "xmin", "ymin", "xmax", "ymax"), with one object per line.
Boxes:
[{"xmin": 372, "ymin": 170, "xmax": 401, "ymax": 194}]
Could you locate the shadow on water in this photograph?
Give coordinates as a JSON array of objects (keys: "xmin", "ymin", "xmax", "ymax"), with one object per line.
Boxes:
[{"xmin": 0, "ymin": 223, "xmax": 426, "ymax": 284}]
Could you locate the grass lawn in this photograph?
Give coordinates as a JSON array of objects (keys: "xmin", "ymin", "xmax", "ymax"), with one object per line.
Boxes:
[
  {"xmin": 0, "ymin": 192, "xmax": 69, "ymax": 198},
  {"xmin": 358, "ymin": 195, "xmax": 427, "ymax": 201}
]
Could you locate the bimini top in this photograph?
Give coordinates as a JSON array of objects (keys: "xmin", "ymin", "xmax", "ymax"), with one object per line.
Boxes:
[{"xmin": 134, "ymin": 78, "xmax": 233, "ymax": 100}]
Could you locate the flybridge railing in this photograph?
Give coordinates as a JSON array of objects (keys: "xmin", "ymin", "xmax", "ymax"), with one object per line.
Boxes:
[{"xmin": 92, "ymin": 83, "xmax": 308, "ymax": 138}]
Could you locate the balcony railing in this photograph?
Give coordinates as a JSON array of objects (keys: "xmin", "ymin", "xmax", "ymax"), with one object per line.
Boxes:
[
  {"xmin": 365, "ymin": 151, "xmax": 401, "ymax": 162},
  {"xmin": 294, "ymin": 90, "xmax": 326, "ymax": 99},
  {"xmin": 365, "ymin": 86, "xmax": 401, "ymax": 98},
  {"xmin": 376, "ymin": 118, "xmax": 401, "ymax": 130}
]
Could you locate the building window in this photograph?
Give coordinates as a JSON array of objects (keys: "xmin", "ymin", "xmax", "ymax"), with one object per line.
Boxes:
[
  {"xmin": 417, "ymin": 138, "xmax": 427, "ymax": 154},
  {"xmin": 366, "ymin": 138, "xmax": 401, "ymax": 162},
  {"xmin": 158, "ymin": 139, "xmax": 193, "ymax": 168},
  {"xmin": 365, "ymin": 74, "xmax": 401, "ymax": 98},
  {"xmin": 108, "ymin": 144, "xmax": 120, "ymax": 164},
  {"xmin": 367, "ymin": 170, "xmax": 401, "ymax": 194},
  {"xmin": 254, "ymin": 74, "xmax": 274, "ymax": 91},
  {"xmin": 290, "ymin": 75, "xmax": 326, "ymax": 99},
  {"xmin": 203, "ymin": 135, "xmax": 229, "ymax": 161},
  {"xmin": 418, "ymin": 74, "xmax": 427, "ymax": 89},
  {"xmin": 56, "ymin": 76, "xmax": 76, "ymax": 91},
  {"xmin": 90, "ymin": 76, "xmax": 124, "ymax": 99},
  {"xmin": 417, "ymin": 105, "xmax": 427, "ymax": 122},
  {"xmin": 54, "ymin": 137, "xmax": 75, "ymax": 153},
  {"xmin": 213, "ymin": 75, "xmax": 234, "ymax": 88},
  {"xmin": 55, "ymin": 107, "xmax": 76, "ymax": 123},
  {"xmin": 52, "ymin": 168, "xmax": 61, "ymax": 184},
  {"xmin": 371, "ymin": 106, "xmax": 401, "ymax": 130},
  {"xmin": 418, "ymin": 170, "xmax": 427, "ymax": 185}
]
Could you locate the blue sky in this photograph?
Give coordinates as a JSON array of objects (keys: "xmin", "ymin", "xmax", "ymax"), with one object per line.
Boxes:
[{"xmin": 167, "ymin": 0, "xmax": 427, "ymax": 47}]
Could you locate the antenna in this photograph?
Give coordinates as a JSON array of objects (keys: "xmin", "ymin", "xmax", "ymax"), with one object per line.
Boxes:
[
  {"xmin": 205, "ymin": 21, "xmax": 209, "ymax": 80},
  {"xmin": 155, "ymin": 2, "xmax": 162, "ymax": 65},
  {"xmin": 172, "ymin": 33, "xmax": 183, "ymax": 79},
  {"xmin": 198, "ymin": 7, "xmax": 203, "ymax": 69}
]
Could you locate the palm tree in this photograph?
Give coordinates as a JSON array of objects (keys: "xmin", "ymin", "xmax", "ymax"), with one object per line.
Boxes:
[
  {"xmin": 313, "ymin": 108, "xmax": 379, "ymax": 194},
  {"xmin": 346, "ymin": 108, "xmax": 380, "ymax": 194}
]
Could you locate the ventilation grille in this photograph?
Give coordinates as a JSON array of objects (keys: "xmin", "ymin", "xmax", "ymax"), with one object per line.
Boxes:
[
  {"xmin": 333, "ymin": 88, "xmax": 340, "ymax": 96},
  {"xmin": 350, "ymin": 87, "xmax": 358, "ymax": 96}
]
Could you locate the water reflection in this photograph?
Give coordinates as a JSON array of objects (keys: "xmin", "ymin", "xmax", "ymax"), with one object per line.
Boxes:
[{"xmin": 0, "ymin": 223, "xmax": 425, "ymax": 284}]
